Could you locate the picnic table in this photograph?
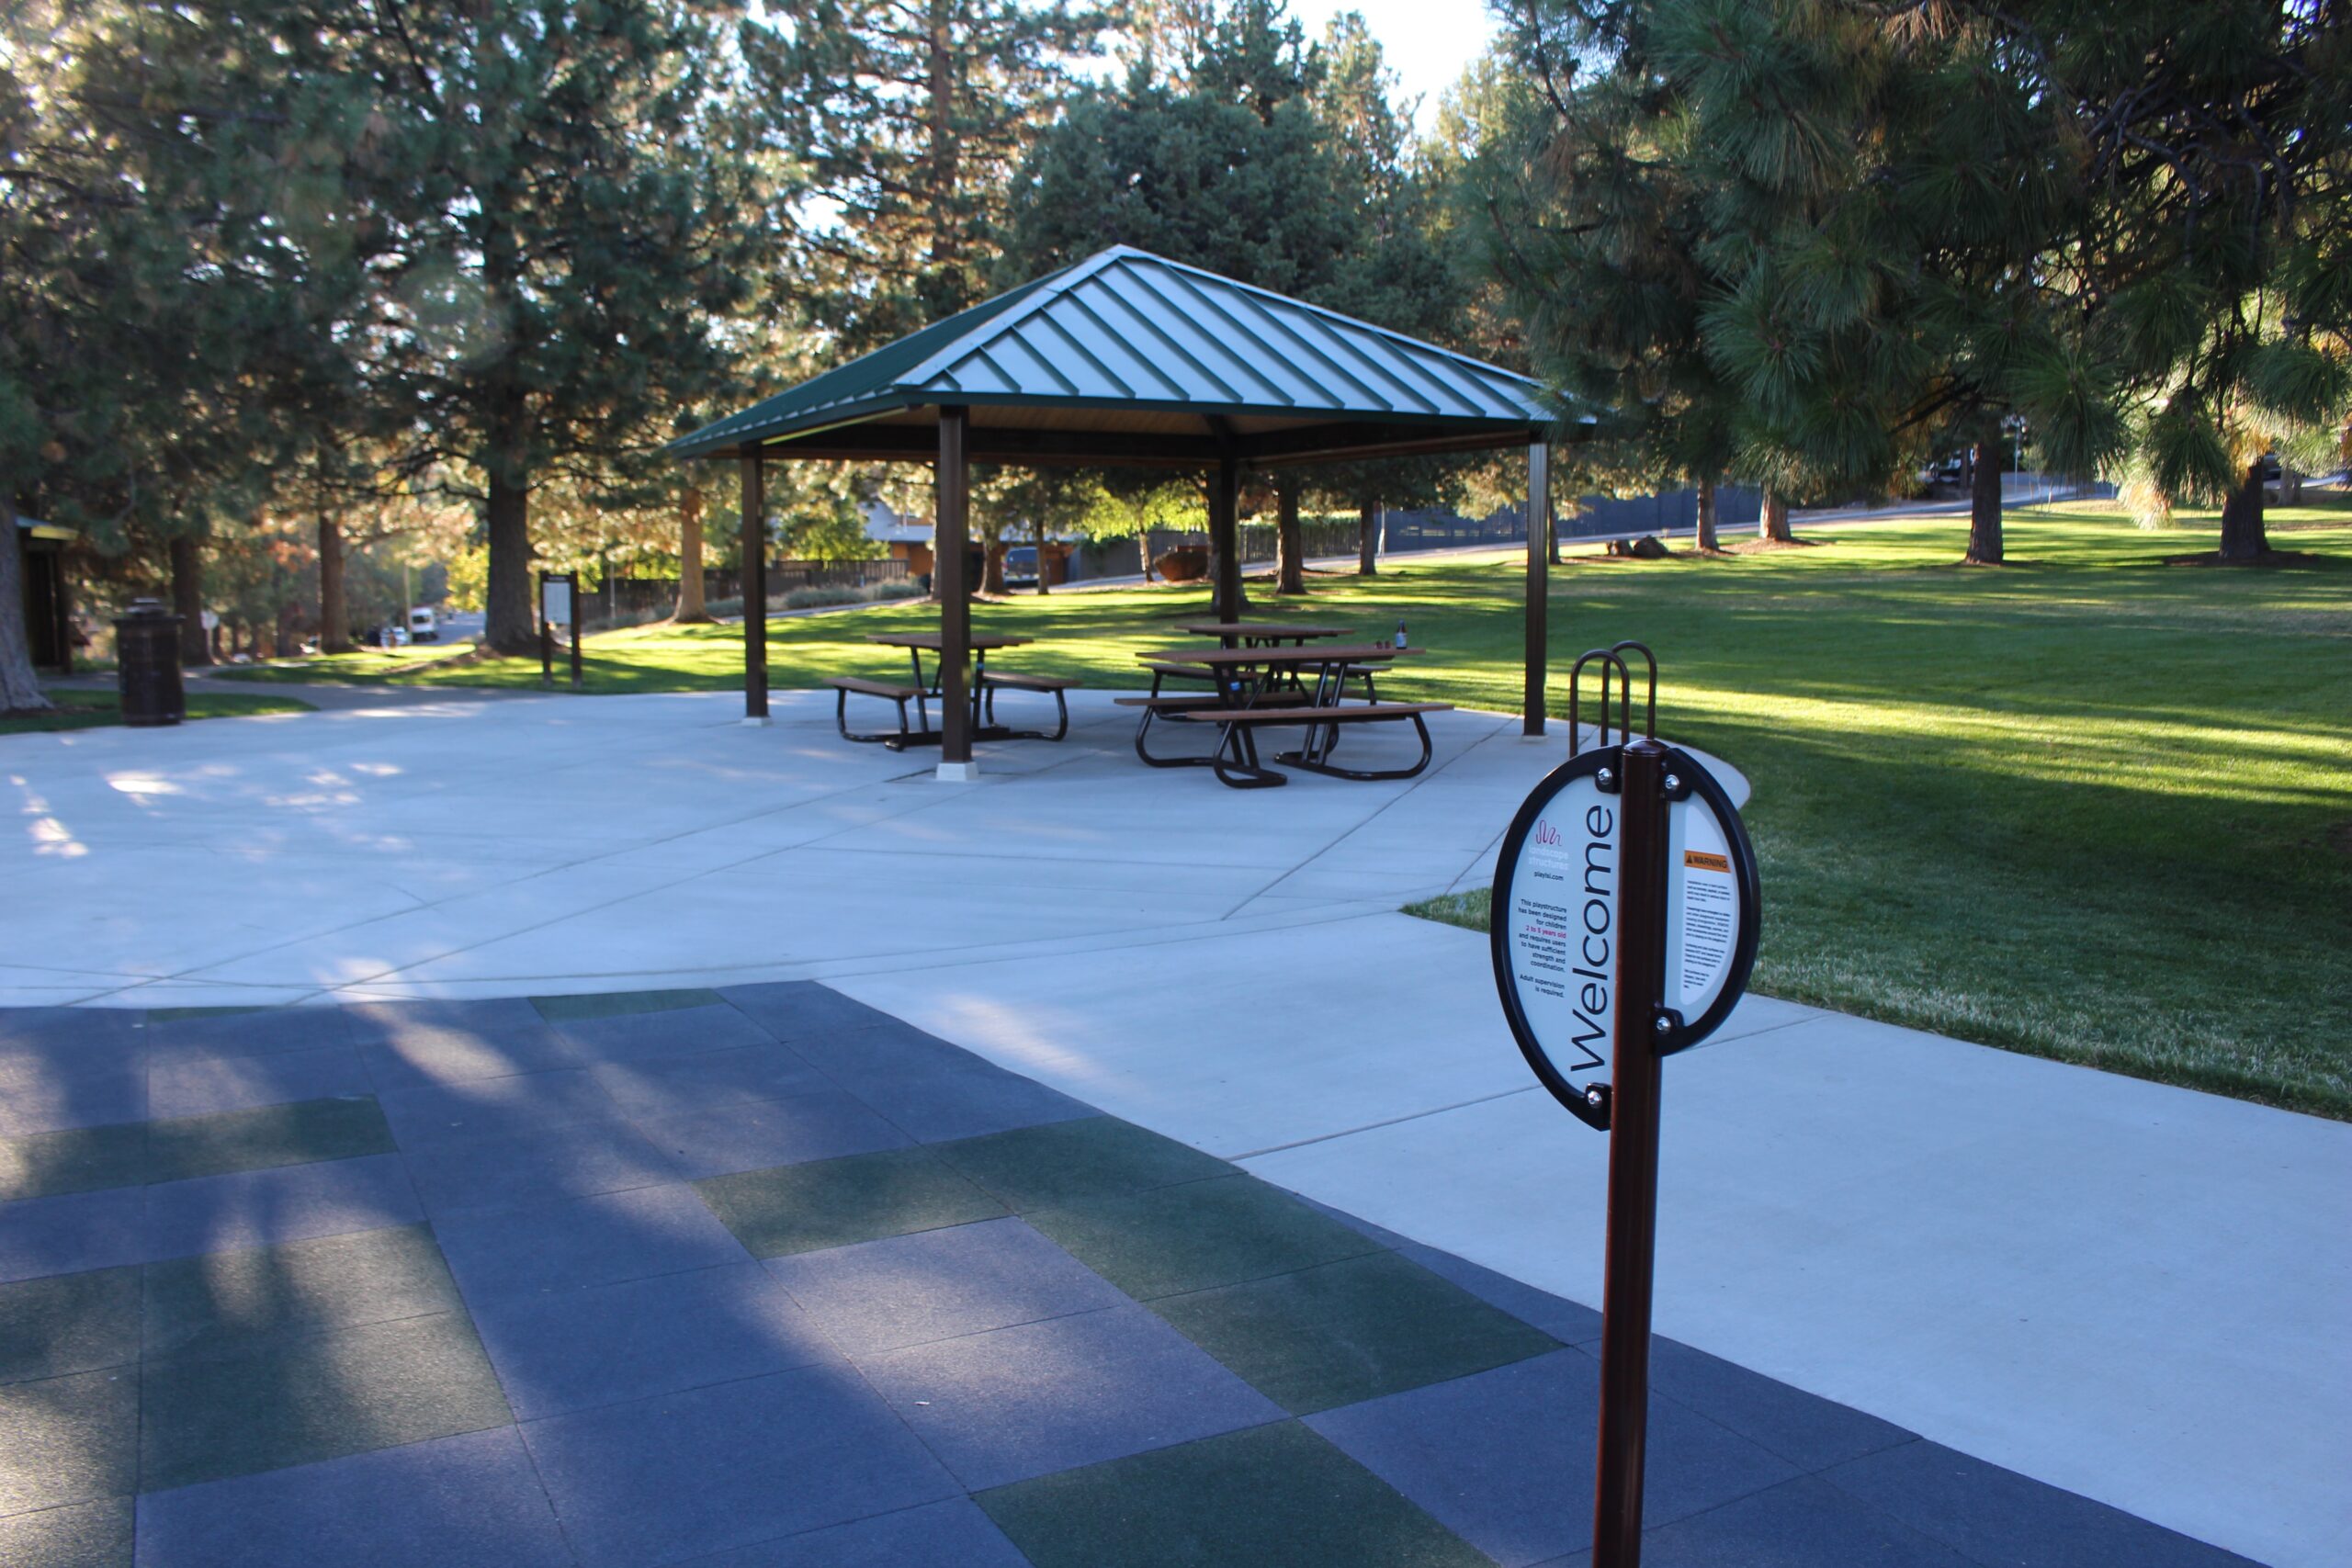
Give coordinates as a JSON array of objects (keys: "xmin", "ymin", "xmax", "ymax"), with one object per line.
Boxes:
[
  {"xmin": 1120, "ymin": 642, "xmax": 1449, "ymax": 789},
  {"xmin": 828, "ymin": 631, "xmax": 1077, "ymax": 749},
  {"xmin": 1174, "ymin": 621, "xmax": 1351, "ymax": 649}
]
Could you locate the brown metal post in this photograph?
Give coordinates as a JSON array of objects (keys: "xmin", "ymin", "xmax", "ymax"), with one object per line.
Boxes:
[
  {"xmin": 938, "ymin": 405, "xmax": 973, "ymax": 769},
  {"xmin": 1524, "ymin": 442, "xmax": 1551, "ymax": 736},
  {"xmin": 1592, "ymin": 734, "xmax": 1671, "ymax": 1567},
  {"xmin": 741, "ymin": 449, "xmax": 769, "ymax": 720},
  {"xmin": 567, "ymin": 576, "xmax": 583, "ymax": 692},
  {"xmin": 1210, "ymin": 453, "xmax": 1241, "ymax": 624},
  {"xmin": 539, "ymin": 571, "xmax": 554, "ymax": 688}
]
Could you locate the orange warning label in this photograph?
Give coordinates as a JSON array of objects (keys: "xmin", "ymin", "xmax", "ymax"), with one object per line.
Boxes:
[{"xmin": 1683, "ymin": 850, "xmax": 1731, "ymax": 873}]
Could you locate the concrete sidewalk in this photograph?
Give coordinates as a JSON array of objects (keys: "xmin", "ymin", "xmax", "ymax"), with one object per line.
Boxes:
[{"xmin": 4, "ymin": 688, "xmax": 2344, "ymax": 1565}]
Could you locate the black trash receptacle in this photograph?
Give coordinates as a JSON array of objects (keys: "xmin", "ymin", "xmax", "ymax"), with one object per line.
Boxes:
[{"xmin": 114, "ymin": 598, "xmax": 186, "ymax": 728}]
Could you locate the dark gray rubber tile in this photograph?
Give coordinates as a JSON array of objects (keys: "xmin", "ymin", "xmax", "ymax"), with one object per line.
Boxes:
[
  {"xmin": 590, "ymin": 1044, "xmax": 832, "ymax": 1120},
  {"xmin": 0, "ymin": 1266, "xmax": 141, "ymax": 1384},
  {"xmin": 0, "ymin": 1188, "xmax": 149, "ymax": 1283},
  {"xmin": 141, "ymin": 1224, "xmax": 462, "ymax": 1361},
  {"xmin": 135, "ymin": 1007, "xmax": 356, "ymax": 1061},
  {"xmin": 1306, "ymin": 1348, "xmax": 1799, "ymax": 1566},
  {"xmin": 519, "ymin": 1363, "xmax": 959, "ymax": 1568},
  {"xmin": 1824, "ymin": 1439, "xmax": 2267, "ymax": 1567},
  {"xmin": 674, "ymin": 1497, "xmax": 1031, "ymax": 1567},
  {"xmin": 767, "ymin": 1216, "xmax": 1126, "ymax": 1357},
  {"xmin": 640, "ymin": 1091, "xmax": 912, "ymax": 1180},
  {"xmin": 138, "ymin": 1311, "xmax": 511, "ymax": 1493},
  {"xmin": 715, "ymin": 982, "xmax": 904, "ymax": 1043},
  {"xmin": 1025, "ymin": 1173, "xmax": 1383, "ymax": 1301},
  {"xmin": 0, "ymin": 1006, "xmax": 145, "ymax": 1059},
  {"xmin": 695, "ymin": 1146, "xmax": 1003, "ymax": 1258},
  {"xmin": 349, "ymin": 1001, "xmax": 582, "ymax": 1089},
  {"xmin": 400, "ymin": 1120, "xmax": 678, "ymax": 1217},
  {"xmin": 341, "ymin": 997, "xmax": 551, "ymax": 1046},
  {"xmin": 0, "ymin": 1063, "xmax": 146, "ymax": 1137},
  {"xmin": 434, "ymin": 1182, "xmax": 750, "ymax": 1303},
  {"xmin": 532, "ymin": 988, "xmax": 725, "ymax": 1023},
  {"xmin": 1396, "ymin": 1240, "xmax": 1605, "ymax": 1346},
  {"xmin": 978, "ymin": 1419, "xmax": 1488, "ymax": 1568},
  {"xmin": 376, "ymin": 1068, "xmax": 629, "ymax": 1148},
  {"xmin": 934, "ymin": 1115, "xmax": 1234, "ymax": 1213},
  {"xmin": 548, "ymin": 1003, "xmax": 775, "ymax": 1065},
  {"xmin": 1578, "ymin": 1473, "xmax": 1976, "ymax": 1566},
  {"xmin": 141, "ymin": 1154, "xmax": 421, "ymax": 1262},
  {"xmin": 130, "ymin": 1426, "xmax": 570, "ymax": 1568},
  {"xmin": 840, "ymin": 1060, "xmax": 1094, "ymax": 1145},
  {"xmin": 859, "ymin": 1302, "xmax": 1283, "ymax": 1491},
  {"xmin": 1640, "ymin": 1336, "xmax": 1912, "ymax": 1472},
  {"xmin": 470, "ymin": 1261, "xmax": 837, "ymax": 1419},
  {"xmin": 0, "ymin": 1495, "xmax": 132, "ymax": 1568},
  {"xmin": 0, "ymin": 1368, "xmax": 139, "ymax": 1514},
  {"xmin": 143, "ymin": 1097, "xmax": 396, "ymax": 1184},
  {"xmin": 145, "ymin": 1045, "xmax": 372, "ymax": 1120}
]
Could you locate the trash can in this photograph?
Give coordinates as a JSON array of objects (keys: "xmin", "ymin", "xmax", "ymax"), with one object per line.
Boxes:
[{"xmin": 114, "ymin": 598, "xmax": 185, "ymax": 727}]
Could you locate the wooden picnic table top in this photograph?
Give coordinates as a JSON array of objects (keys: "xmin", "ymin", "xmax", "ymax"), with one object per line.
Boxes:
[
  {"xmin": 1174, "ymin": 622, "xmax": 1352, "ymax": 639},
  {"xmin": 1136, "ymin": 644, "xmax": 1424, "ymax": 667},
  {"xmin": 866, "ymin": 632, "xmax": 1033, "ymax": 651}
]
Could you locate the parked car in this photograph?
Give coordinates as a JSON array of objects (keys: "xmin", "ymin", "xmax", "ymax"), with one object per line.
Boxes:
[
  {"xmin": 407, "ymin": 606, "xmax": 439, "ymax": 643},
  {"xmin": 1002, "ymin": 546, "xmax": 1039, "ymax": 589}
]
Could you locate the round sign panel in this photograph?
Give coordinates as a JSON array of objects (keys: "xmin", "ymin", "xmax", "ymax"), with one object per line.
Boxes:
[{"xmin": 1491, "ymin": 745, "xmax": 1759, "ymax": 1128}]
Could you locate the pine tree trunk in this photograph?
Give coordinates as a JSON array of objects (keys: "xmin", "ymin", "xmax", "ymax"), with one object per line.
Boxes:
[
  {"xmin": 483, "ymin": 465, "xmax": 537, "ymax": 653},
  {"xmin": 1694, "ymin": 477, "xmax": 1720, "ymax": 552},
  {"xmin": 1357, "ymin": 502, "xmax": 1379, "ymax": 575},
  {"xmin": 1034, "ymin": 516, "xmax": 1050, "ymax": 595},
  {"xmin": 1966, "ymin": 429, "xmax": 2004, "ymax": 564},
  {"xmin": 319, "ymin": 515, "xmax": 354, "ymax": 653},
  {"xmin": 983, "ymin": 538, "xmax": 1006, "ymax": 595},
  {"xmin": 1759, "ymin": 491, "xmax": 1791, "ymax": 542},
  {"xmin": 0, "ymin": 497, "xmax": 54, "ymax": 714},
  {"xmin": 1544, "ymin": 494, "xmax": 1559, "ymax": 564},
  {"xmin": 2218, "ymin": 461, "xmax": 2269, "ymax": 562},
  {"xmin": 676, "ymin": 485, "xmax": 709, "ymax": 622},
  {"xmin": 169, "ymin": 533, "xmax": 213, "ymax": 666},
  {"xmin": 1276, "ymin": 485, "xmax": 1305, "ymax": 594}
]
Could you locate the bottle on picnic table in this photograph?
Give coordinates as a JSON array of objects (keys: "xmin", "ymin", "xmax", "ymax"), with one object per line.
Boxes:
[{"xmin": 1396, "ymin": 619, "xmax": 1408, "ymax": 649}]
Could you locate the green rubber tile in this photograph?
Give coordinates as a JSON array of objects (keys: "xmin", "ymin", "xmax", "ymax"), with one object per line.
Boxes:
[
  {"xmin": 1025, "ymin": 1175, "xmax": 1383, "ymax": 1301},
  {"xmin": 1150, "ymin": 1250, "xmax": 1560, "ymax": 1415},
  {"xmin": 0, "ymin": 1267, "xmax": 141, "ymax": 1384},
  {"xmin": 139, "ymin": 1311, "xmax": 512, "ymax": 1493},
  {"xmin": 142, "ymin": 1224, "xmax": 464, "ymax": 1361},
  {"xmin": 531, "ymin": 988, "xmax": 723, "ymax": 1022},
  {"xmin": 0, "ymin": 1122, "xmax": 150, "ymax": 1201},
  {"xmin": 695, "ymin": 1146, "xmax": 1006, "ymax": 1258},
  {"xmin": 0, "ymin": 1495, "xmax": 133, "ymax": 1568},
  {"xmin": 143, "ymin": 1006, "xmax": 266, "ymax": 1023},
  {"xmin": 978, "ymin": 1419, "xmax": 1487, "ymax": 1568},
  {"xmin": 934, "ymin": 1116, "xmax": 1235, "ymax": 1213},
  {"xmin": 145, "ymin": 1096, "xmax": 396, "ymax": 1185},
  {"xmin": 0, "ymin": 1370, "xmax": 140, "ymax": 1515}
]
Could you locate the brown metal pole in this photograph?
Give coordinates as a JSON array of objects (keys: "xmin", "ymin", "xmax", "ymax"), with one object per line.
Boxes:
[
  {"xmin": 1210, "ymin": 454, "xmax": 1241, "ymax": 624},
  {"xmin": 567, "ymin": 575, "xmax": 582, "ymax": 692},
  {"xmin": 938, "ymin": 406, "xmax": 973, "ymax": 771},
  {"xmin": 539, "ymin": 571, "xmax": 553, "ymax": 688},
  {"xmin": 1592, "ymin": 734, "xmax": 1671, "ymax": 1566},
  {"xmin": 1524, "ymin": 442, "xmax": 1550, "ymax": 736},
  {"xmin": 741, "ymin": 449, "xmax": 769, "ymax": 721}
]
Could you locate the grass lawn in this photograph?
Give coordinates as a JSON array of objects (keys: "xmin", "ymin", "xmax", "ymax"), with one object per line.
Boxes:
[
  {"xmin": 1, "ymin": 689, "xmax": 315, "ymax": 736},
  {"xmin": 220, "ymin": 499, "xmax": 2352, "ymax": 1116}
]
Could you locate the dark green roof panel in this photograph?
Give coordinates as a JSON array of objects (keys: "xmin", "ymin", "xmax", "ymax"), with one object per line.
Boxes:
[{"xmin": 670, "ymin": 246, "xmax": 1545, "ymax": 457}]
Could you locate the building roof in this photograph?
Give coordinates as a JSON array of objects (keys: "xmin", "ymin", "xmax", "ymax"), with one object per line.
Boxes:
[{"xmin": 671, "ymin": 246, "xmax": 1564, "ymax": 469}]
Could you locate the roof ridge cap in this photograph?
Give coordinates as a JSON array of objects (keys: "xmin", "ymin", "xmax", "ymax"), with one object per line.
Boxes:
[{"xmin": 894, "ymin": 247, "xmax": 1136, "ymax": 391}]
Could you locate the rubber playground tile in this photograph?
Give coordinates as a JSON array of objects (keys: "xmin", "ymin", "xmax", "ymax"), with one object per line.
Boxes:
[
  {"xmin": 530, "ymin": 987, "xmax": 724, "ymax": 1022},
  {"xmin": 142, "ymin": 1096, "xmax": 395, "ymax": 1183},
  {"xmin": 677, "ymin": 1497, "xmax": 1031, "ymax": 1568},
  {"xmin": 858, "ymin": 1302, "xmax": 1283, "ymax": 1490},
  {"xmin": 1822, "ymin": 1438, "xmax": 2269, "ymax": 1567},
  {"xmin": 0, "ymin": 1005, "xmax": 145, "ymax": 1055},
  {"xmin": 141, "ymin": 1224, "xmax": 463, "ymax": 1362},
  {"xmin": 695, "ymin": 1146, "xmax": 1005, "ymax": 1258},
  {"xmin": 145, "ymin": 1044, "xmax": 372, "ymax": 1120},
  {"xmin": 469, "ymin": 1261, "xmax": 837, "ymax": 1419},
  {"xmin": 1306, "ymin": 1348, "xmax": 1800, "ymax": 1567},
  {"xmin": 375, "ymin": 1068, "xmax": 629, "ymax": 1148},
  {"xmin": 766, "ymin": 1216, "xmax": 1126, "ymax": 1357},
  {"xmin": 519, "ymin": 1363, "xmax": 960, "ymax": 1568},
  {"xmin": 849, "ymin": 1063, "xmax": 1095, "ymax": 1145},
  {"xmin": 589, "ymin": 1043, "xmax": 832, "ymax": 1120},
  {"xmin": 341, "ymin": 996, "xmax": 551, "ymax": 1045},
  {"xmin": 639, "ymin": 1089, "xmax": 913, "ymax": 1180},
  {"xmin": 0, "ymin": 1266, "xmax": 141, "ymax": 1384},
  {"xmin": 433, "ymin": 1182, "xmax": 750, "ymax": 1304},
  {"xmin": 137, "ymin": 1311, "xmax": 511, "ymax": 1493},
  {"xmin": 1640, "ymin": 1335, "xmax": 1912, "ymax": 1472},
  {"xmin": 131, "ymin": 1427, "xmax": 571, "ymax": 1568},
  {"xmin": 1569, "ymin": 1473, "xmax": 1976, "ymax": 1568},
  {"xmin": 978, "ymin": 1419, "xmax": 1489, "ymax": 1568},
  {"xmin": 353, "ymin": 1011, "xmax": 582, "ymax": 1090},
  {"xmin": 0, "ymin": 1495, "xmax": 132, "ymax": 1568},
  {"xmin": 400, "ymin": 1119, "xmax": 679, "ymax": 1217},
  {"xmin": 1396, "ymin": 1240, "xmax": 1605, "ymax": 1346},
  {"xmin": 551, "ymin": 1003, "xmax": 781, "ymax": 1067},
  {"xmin": 716, "ymin": 980, "xmax": 905, "ymax": 1042},
  {"xmin": 0, "ymin": 1187, "xmax": 148, "ymax": 1283},
  {"xmin": 141, "ymin": 1154, "xmax": 422, "ymax": 1263},
  {"xmin": 933, "ymin": 1114, "xmax": 1235, "ymax": 1213},
  {"xmin": 1024, "ymin": 1173, "xmax": 1384, "ymax": 1301},
  {"xmin": 134, "ymin": 1006, "xmax": 357, "ymax": 1060},
  {"xmin": 1151, "ymin": 1249, "xmax": 1561, "ymax": 1415},
  {"xmin": 0, "ymin": 1121, "xmax": 151, "ymax": 1201},
  {"xmin": 0, "ymin": 1368, "xmax": 140, "ymax": 1515},
  {"xmin": 0, "ymin": 1063, "xmax": 146, "ymax": 1137}
]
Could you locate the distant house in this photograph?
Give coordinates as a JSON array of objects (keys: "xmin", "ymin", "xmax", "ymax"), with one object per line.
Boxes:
[
  {"xmin": 14, "ymin": 514, "xmax": 75, "ymax": 673},
  {"xmin": 862, "ymin": 502, "xmax": 934, "ymax": 576}
]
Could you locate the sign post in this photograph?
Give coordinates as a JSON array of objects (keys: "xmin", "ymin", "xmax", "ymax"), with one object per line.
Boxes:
[
  {"xmin": 1491, "ymin": 645, "xmax": 1759, "ymax": 1568},
  {"xmin": 539, "ymin": 571, "xmax": 581, "ymax": 692}
]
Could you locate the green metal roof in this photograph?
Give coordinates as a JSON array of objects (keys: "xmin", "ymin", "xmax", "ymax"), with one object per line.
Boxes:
[{"xmin": 670, "ymin": 246, "xmax": 1556, "ymax": 466}]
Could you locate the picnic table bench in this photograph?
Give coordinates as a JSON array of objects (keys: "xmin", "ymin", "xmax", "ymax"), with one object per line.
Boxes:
[
  {"xmin": 831, "ymin": 632, "xmax": 1079, "ymax": 750},
  {"xmin": 1127, "ymin": 642, "xmax": 1446, "ymax": 788}
]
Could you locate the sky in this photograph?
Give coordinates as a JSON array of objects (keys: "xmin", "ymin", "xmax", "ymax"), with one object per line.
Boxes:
[{"xmin": 1286, "ymin": 0, "xmax": 1501, "ymax": 130}]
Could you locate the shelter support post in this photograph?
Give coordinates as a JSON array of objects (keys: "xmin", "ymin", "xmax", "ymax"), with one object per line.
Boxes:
[
  {"xmin": 938, "ymin": 405, "xmax": 974, "ymax": 776},
  {"xmin": 741, "ymin": 449, "xmax": 768, "ymax": 723},
  {"xmin": 1210, "ymin": 451, "xmax": 1242, "ymax": 624},
  {"xmin": 1523, "ymin": 442, "xmax": 1550, "ymax": 736}
]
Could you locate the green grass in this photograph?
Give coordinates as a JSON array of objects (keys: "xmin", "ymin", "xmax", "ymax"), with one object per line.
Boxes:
[
  {"xmin": 1, "ymin": 690, "xmax": 315, "ymax": 735},
  {"xmin": 225, "ymin": 500, "xmax": 2352, "ymax": 1116}
]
